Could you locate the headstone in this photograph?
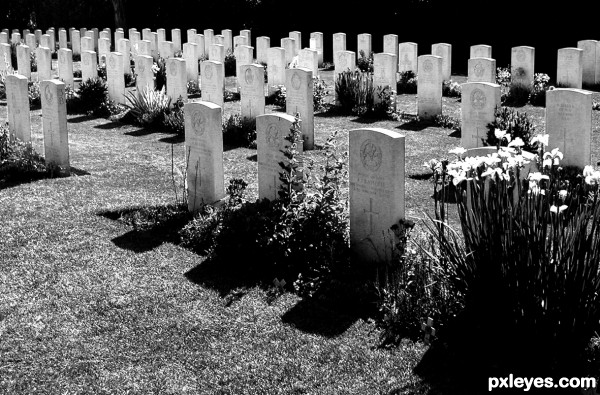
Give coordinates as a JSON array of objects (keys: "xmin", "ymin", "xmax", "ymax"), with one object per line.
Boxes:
[
  {"xmin": 467, "ymin": 57, "xmax": 496, "ymax": 83},
  {"xmin": 16, "ymin": 44, "xmax": 31, "ymax": 79},
  {"xmin": 511, "ymin": 46, "xmax": 535, "ymax": 88},
  {"xmin": 221, "ymin": 29, "xmax": 232, "ymax": 53},
  {"xmin": 203, "ymin": 29, "xmax": 214, "ymax": 54},
  {"xmin": 357, "ymin": 33, "xmax": 372, "ymax": 58},
  {"xmin": 98, "ymin": 37, "xmax": 111, "ymax": 65},
  {"xmin": 349, "ymin": 128, "xmax": 405, "ymax": 264},
  {"xmin": 58, "ymin": 48, "xmax": 74, "ymax": 87},
  {"xmin": 99, "ymin": 30, "xmax": 111, "ymax": 50},
  {"xmin": 285, "ymin": 67, "xmax": 314, "ymax": 150},
  {"xmin": 196, "ymin": 34, "xmax": 206, "ymax": 58},
  {"xmin": 417, "ymin": 55, "xmax": 443, "ymax": 120},
  {"xmin": 470, "ymin": 44, "xmax": 492, "ymax": 59},
  {"xmin": 373, "ymin": 53, "xmax": 397, "ymax": 105},
  {"xmin": 36, "ymin": 46, "xmax": 52, "ymax": 80},
  {"xmin": 40, "ymin": 34, "xmax": 51, "ymax": 52},
  {"xmin": 159, "ymin": 40, "xmax": 175, "ymax": 59},
  {"xmin": 138, "ymin": 39, "xmax": 152, "ymax": 57},
  {"xmin": 130, "ymin": 31, "xmax": 141, "ymax": 56},
  {"xmin": 267, "ymin": 47, "xmax": 286, "ymax": 94},
  {"xmin": 25, "ymin": 33, "xmax": 36, "ymax": 51},
  {"xmin": 103, "ymin": 28, "xmax": 112, "ymax": 48},
  {"xmin": 240, "ymin": 29, "xmax": 251, "ymax": 46},
  {"xmin": 149, "ymin": 32, "xmax": 159, "ymax": 60},
  {"xmin": 6, "ymin": 74, "xmax": 31, "ymax": 142},
  {"xmin": 142, "ymin": 28, "xmax": 151, "ymax": 42},
  {"xmin": 557, "ymin": 48, "xmax": 583, "ymax": 89},
  {"xmin": 128, "ymin": 28, "xmax": 137, "ymax": 40},
  {"xmin": 201, "ymin": 60, "xmax": 225, "ymax": 108},
  {"xmin": 172, "ymin": 28, "xmax": 182, "ymax": 52},
  {"xmin": 118, "ymin": 39, "xmax": 131, "ymax": 75},
  {"xmin": 214, "ymin": 34, "xmax": 225, "ymax": 46},
  {"xmin": 309, "ymin": 32, "xmax": 323, "ymax": 66},
  {"xmin": 0, "ymin": 32, "xmax": 7, "ymax": 45},
  {"xmin": 12, "ymin": 32, "xmax": 22, "ymax": 45},
  {"xmin": 107, "ymin": 52, "xmax": 125, "ymax": 104},
  {"xmin": 281, "ymin": 37, "xmax": 296, "ymax": 64},
  {"xmin": 334, "ymin": 50, "xmax": 356, "ymax": 82},
  {"xmin": 289, "ymin": 31, "xmax": 302, "ymax": 54},
  {"xmin": 298, "ymin": 48, "xmax": 318, "ymax": 76},
  {"xmin": 91, "ymin": 28, "xmax": 99, "ymax": 52},
  {"xmin": 256, "ymin": 113, "xmax": 301, "ymax": 201},
  {"xmin": 187, "ymin": 29, "xmax": 197, "ymax": 44},
  {"xmin": 41, "ymin": 79, "xmax": 70, "ymax": 174},
  {"xmin": 183, "ymin": 42, "xmax": 199, "ymax": 83},
  {"xmin": 383, "ymin": 34, "xmax": 399, "ymax": 70},
  {"xmin": 0, "ymin": 43, "xmax": 11, "ymax": 72},
  {"xmin": 209, "ymin": 43, "xmax": 225, "ymax": 63},
  {"xmin": 333, "ymin": 33, "xmax": 346, "ymax": 64},
  {"xmin": 460, "ymin": 82, "xmax": 501, "ymax": 149},
  {"xmin": 135, "ymin": 55, "xmax": 154, "ymax": 98},
  {"xmin": 256, "ymin": 36, "xmax": 270, "ymax": 64},
  {"xmin": 432, "ymin": 43, "xmax": 452, "ymax": 80},
  {"xmin": 81, "ymin": 36, "xmax": 93, "ymax": 52},
  {"xmin": 157, "ymin": 28, "xmax": 166, "ymax": 43},
  {"xmin": 81, "ymin": 50, "xmax": 98, "ymax": 81},
  {"xmin": 234, "ymin": 44, "xmax": 254, "ymax": 78},
  {"xmin": 34, "ymin": 29, "xmax": 42, "ymax": 44},
  {"xmin": 184, "ymin": 101, "xmax": 225, "ymax": 210},
  {"xmin": 577, "ymin": 40, "xmax": 598, "ymax": 86},
  {"xmin": 239, "ymin": 64, "xmax": 265, "ymax": 120},
  {"xmin": 47, "ymin": 28, "xmax": 56, "ymax": 52},
  {"xmin": 115, "ymin": 30, "xmax": 124, "ymax": 49},
  {"xmin": 71, "ymin": 30, "xmax": 81, "ymax": 55},
  {"xmin": 234, "ymin": 35, "xmax": 248, "ymax": 49},
  {"xmin": 545, "ymin": 88, "xmax": 592, "ymax": 168},
  {"xmin": 166, "ymin": 58, "xmax": 187, "ymax": 103}
]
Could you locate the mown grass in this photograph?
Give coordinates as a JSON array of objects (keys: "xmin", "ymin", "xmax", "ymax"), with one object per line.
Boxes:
[{"xmin": 1, "ymin": 65, "xmax": 599, "ymax": 394}]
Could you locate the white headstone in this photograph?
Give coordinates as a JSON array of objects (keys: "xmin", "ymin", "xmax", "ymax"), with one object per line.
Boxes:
[
  {"xmin": 98, "ymin": 37, "xmax": 111, "ymax": 65},
  {"xmin": 333, "ymin": 33, "xmax": 346, "ymax": 64},
  {"xmin": 417, "ymin": 55, "xmax": 443, "ymax": 120},
  {"xmin": 138, "ymin": 40, "xmax": 152, "ymax": 57},
  {"xmin": 201, "ymin": 60, "xmax": 225, "ymax": 108},
  {"xmin": 184, "ymin": 101, "xmax": 225, "ymax": 210},
  {"xmin": 183, "ymin": 42, "xmax": 199, "ymax": 83},
  {"xmin": 545, "ymin": 88, "xmax": 592, "ymax": 168},
  {"xmin": 208, "ymin": 43, "xmax": 225, "ymax": 63},
  {"xmin": 234, "ymin": 44, "xmax": 254, "ymax": 78},
  {"xmin": 117, "ymin": 39, "xmax": 131, "ymax": 75},
  {"xmin": 398, "ymin": 42, "xmax": 417, "ymax": 73},
  {"xmin": 281, "ymin": 37, "xmax": 296, "ymax": 64},
  {"xmin": 557, "ymin": 47, "xmax": 583, "ymax": 89},
  {"xmin": 576, "ymin": 40, "xmax": 598, "ymax": 86},
  {"xmin": 467, "ymin": 57, "xmax": 496, "ymax": 83},
  {"xmin": 172, "ymin": 29, "xmax": 182, "ymax": 52},
  {"xmin": 289, "ymin": 31, "xmax": 302, "ymax": 54},
  {"xmin": 107, "ymin": 52, "xmax": 125, "ymax": 104},
  {"xmin": 358, "ymin": 33, "xmax": 372, "ymax": 58},
  {"xmin": 310, "ymin": 32, "xmax": 324, "ymax": 66},
  {"xmin": 81, "ymin": 36, "xmax": 93, "ymax": 52},
  {"xmin": 334, "ymin": 50, "xmax": 356, "ymax": 82},
  {"xmin": 267, "ymin": 47, "xmax": 286, "ymax": 94},
  {"xmin": 71, "ymin": 30, "xmax": 81, "ymax": 55},
  {"xmin": 41, "ymin": 79, "xmax": 70, "ymax": 174},
  {"xmin": 432, "ymin": 43, "xmax": 452, "ymax": 80},
  {"xmin": 373, "ymin": 53, "xmax": 397, "ymax": 105},
  {"xmin": 383, "ymin": 34, "xmax": 399, "ymax": 70},
  {"xmin": 196, "ymin": 34, "xmax": 206, "ymax": 58},
  {"xmin": 6, "ymin": 74, "xmax": 31, "ymax": 142},
  {"xmin": 16, "ymin": 44, "xmax": 31, "ymax": 79},
  {"xmin": 349, "ymin": 128, "xmax": 405, "ymax": 264},
  {"xmin": 115, "ymin": 30, "xmax": 125, "ymax": 49},
  {"xmin": 130, "ymin": 31, "xmax": 141, "ymax": 56},
  {"xmin": 0, "ymin": 32, "xmax": 8, "ymax": 45},
  {"xmin": 285, "ymin": 67, "xmax": 314, "ymax": 150},
  {"xmin": 460, "ymin": 82, "xmax": 501, "ymax": 149},
  {"xmin": 81, "ymin": 50, "xmax": 98, "ymax": 81},
  {"xmin": 25, "ymin": 33, "xmax": 36, "ymax": 51},
  {"xmin": 187, "ymin": 29, "xmax": 197, "ymax": 44},
  {"xmin": 157, "ymin": 28, "xmax": 166, "ymax": 43},
  {"xmin": 159, "ymin": 40, "xmax": 175, "ymax": 59},
  {"xmin": 298, "ymin": 48, "xmax": 318, "ymax": 76},
  {"xmin": 0, "ymin": 43, "xmax": 10, "ymax": 72},
  {"xmin": 256, "ymin": 36, "xmax": 270, "ymax": 64},
  {"xmin": 221, "ymin": 29, "xmax": 233, "ymax": 53},
  {"xmin": 36, "ymin": 46, "xmax": 52, "ymax": 80},
  {"xmin": 166, "ymin": 58, "xmax": 187, "ymax": 102},
  {"xmin": 135, "ymin": 55, "xmax": 154, "ymax": 98},
  {"xmin": 240, "ymin": 64, "xmax": 265, "ymax": 120},
  {"xmin": 203, "ymin": 29, "xmax": 214, "ymax": 54},
  {"xmin": 256, "ymin": 113, "xmax": 302, "ymax": 201},
  {"xmin": 240, "ymin": 30, "xmax": 251, "ymax": 46},
  {"xmin": 511, "ymin": 46, "xmax": 535, "ymax": 87},
  {"xmin": 470, "ymin": 44, "xmax": 492, "ymax": 59},
  {"xmin": 233, "ymin": 35, "xmax": 248, "ymax": 49},
  {"xmin": 58, "ymin": 48, "xmax": 74, "ymax": 87}
]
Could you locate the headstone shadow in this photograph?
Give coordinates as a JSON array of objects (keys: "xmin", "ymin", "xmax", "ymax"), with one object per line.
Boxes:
[
  {"xmin": 94, "ymin": 120, "xmax": 126, "ymax": 130},
  {"xmin": 68, "ymin": 114, "xmax": 95, "ymax": 123},
  {"xmin": 395, "ymin": 120, "xmax": 431, "ymax": 131},
  {"xmin": 0, "ymin": 166, "xmax": 90, "ymax": 191},
  {"xmin": 159, "ymin": 134, "xmax": 184, "ymax": 144}
]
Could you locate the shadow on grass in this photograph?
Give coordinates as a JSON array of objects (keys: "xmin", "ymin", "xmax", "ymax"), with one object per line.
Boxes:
[
  {"xmin": 124, "ymin": 128, "xmax": 158, "ymax": 137},
  {"xmin": 68, "ymin": 114, "xmax": 95, "ymax": 123},
  {"xmin": 97, "ymin": 204, "xmax": 191, "ymax": 253},
  {"xmin": 246, "ymin": 154, "xmax": 257, "ymax": 162},
  {"xmin": 409, "ymin": 172, "xmax": 433, "ymax": 181},
  {"xmin": 350, "ymin": 117, "xmax": 380, "ymax": 124},
  {"xmin": 159, "ymin": 134, "xmax": 184, "ymax": 144},
  {"xmin": 448, "ymin": 129, "xmax": 461, "ymax": 138},
  {"xmin": 94, "ymin": 120, "xmax": 126, "ymax": 130},
  {"xmin": 396, "ymin": 120, "xmax": 431, "ymax": 132},
  {"xmin": 0, "ymin": 166, "xmax": 90, "ymax": 191}
]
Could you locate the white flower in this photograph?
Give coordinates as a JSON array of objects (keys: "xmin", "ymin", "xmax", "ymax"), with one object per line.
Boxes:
[
  {"xmin": 449, "ymin": 147, "xmax": 467, "ymax": 156},
  {"xmin": 494, "ymin": 129, "xmax": 507, "ymax": 140},
  {"xmin": 508, "ymin": 137, "xmax": 524, "ymax": 148},
  {"xmin": 543, "ymin": 158, "xmax": 552, "ymax": 168},
  {"xmin": 528, "ymin": 172, "xmax": 550, "ymax": 182},
  {"xmin": 531, "ymin": 134, "xmax": 549, "ymax": 146},
  {"xmin": 558, "ymin": 190, "xmax": 568, "ymax": 200},
  {"xmin": 550, "ymin": 205, "xmax": 568, "ymax": 214},
  {"xmin": 583, "ymin": 165, "xmax": 595, "ymax": 177}
]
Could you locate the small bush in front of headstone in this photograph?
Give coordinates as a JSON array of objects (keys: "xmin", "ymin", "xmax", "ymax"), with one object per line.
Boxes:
[
  {"xmin": 321, "ymin": 61, "xmax": 334, "ymax": 71},
  {"xmin": 76, "ymin": 77, "xmax": 109, "ymax": 115},
  {"xmin": 224, "ymin": 49, "xmax": 236, "ymax": 77},
  {"xmin": 396, "ymin": 70, "xmax": 417, "ymax": 94},
  {"xmin": 162, "ymin": 97, "xmax": 185, "ymax": 134},
  {"xmin": 433, "ymin": 114, "xmax": 461, "ymax": 132},
  {"xmin": 312, "ymin": 76, "xmax": 328, "ymax": 112},
  {"xmin": 485, "ymin": 106, "xmax": 536, "ymax": 152},
  {"xmin": 593, "ymin": 101, "xmax": 600, "ymax": 111},
  {"xmin": 222, "ymin": 113, "xmax": 256, "ymax": 148},
  {"xmin": 187, "ymin": 80, "xmax": 200, "ymax": 95},
  {"xmin": 374, "ymin": 86, "xmax": 397, "ymax": 118},
  {"xmin": 9, "ymin": 43, "xmax": 19, "ymax": 69},
  {"xmin": 124, "ymin": 86, "xmax": 171, "ymax": 128},
  {"xmin": 357, "ymin": 50, "xmax": 374, "ymax": 72},
  {"xmin": 97, "ymin": 64, "xmax": 107, "ymax": 80},
  {"xmin": 334, "ymin": 69, "xmax": 375, "ymax": 116},
  {"xmin": 0, "ymin": 123, "xmax": 52, "ymax": 185},
  {"xmin": 73, "ymin": 70, "xmax": 82, "ymax": 79},
  {"xmin": 266, "ymin": 84, "xmax": 286, "ymax": 109},
  {"xmin": 28, "ymin": 81, "xmax": 41, "ymax": 109},
  {"xmin": 223, "ymin": 90, "xmax": 240, "ymax": 102},
  {"xmin": 124, "ymin": 72, "xmax": 136, "ymax": 88},
  {"xmin": 528, "ymin": 73, "xmax": 551, "ymax": 106},
  {"xmin": 29, "ymin": 51, "xmax": 37, "ymax": 72},
  {"xmin": 153, "ymin": 57, "xmax": 167, "ymax": 90},
  {"xmin": 442, "ymin": 80, "xmax": 461, "ymax": 98},
  {"xmin": 72, "ymin": 53, "xmax": 81, "ymax": 62}
]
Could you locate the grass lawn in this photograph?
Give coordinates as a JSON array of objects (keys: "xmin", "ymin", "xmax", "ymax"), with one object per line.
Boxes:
[{"xmin": 1, "ymin": 64, "xmax": 600, "ymax": 394}]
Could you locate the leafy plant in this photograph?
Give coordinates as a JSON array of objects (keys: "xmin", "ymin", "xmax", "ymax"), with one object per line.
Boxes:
[
  {"xmin": 75, "ymin": 77, "xmax": 109, "ymax": 115},
  {"xmin": 28, "ymin": 81, "xmax": 40, "ymax": 109},
  {"xmin": 187, "ymin": 80, "xmax": 200, "ymax": 95},
  {"xmin": 442, "ymin": 80, "xmax": 461, "ymax": 98},
  {"xmin": 334, "ymin": 69, "xmax": 376, "ymax": 116},
  {"xmin": 29, "ymin": 50, "xmax": 37, "ymax": 72},
  {"xmin": 222, "ymin": 113, "xmax": 256, "ymax": 148},
  {"xmin": 162, "ymin": 97, "xmax": 185, "ymax": 135},
  {"xmin": 123, "ymin": 86, "xmax": 171, "ymax": 128},
  {"xmin": 396, "ymin": 70, "xmax": 417, "ymax": 94},
  {"xmin": 153, "ymin": 57, "xmax": 167, "ymax": 90},
  {"xmin": 528, "ymin": 73, "xmax": 551, "ymax": 106},
  {"xmin": 312, "ymin": 76, "xmax": 328, "ymax": 112},
  {"xmin": 266, "ymin": 84, "xmax": 286, "ymax": 109},
  {"xmin": 357, "ymin": 50, "xmax": 374, "ymax": 73},
  {"xmin": 0, "ymin": 123, "xmax": 52, "ymax": 184},
  {"xmin": 224, "ymin": 49, "xmax": 236, "ymax": 77},
  {"xmin": 485, "ymin": 106, "xmax": 536, "ymax": 152},
  {"xmin": 433, "ymin": 114, "xmax": 461, "ymax": 132}
]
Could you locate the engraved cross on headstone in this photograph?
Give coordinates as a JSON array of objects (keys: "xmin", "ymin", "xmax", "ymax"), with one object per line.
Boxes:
[
  {"xmin": 559, "ymin": 127, "xmax": 577, "ymax": 155},
  {"xmin": 364, "ymin": 197, "xmax": 380, "ymax": 235}
]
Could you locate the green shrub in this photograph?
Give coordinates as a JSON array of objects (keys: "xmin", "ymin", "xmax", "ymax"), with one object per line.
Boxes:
[
  {"xmin": 124, "ymin": 72, "xmax": 136, "ymax": 88},
  {"xmin": 593, "ymin": 101, "xmax": 600, "ymax": 111},
  {"xmin": 0, "ymin": 123, "xmax": 52, "ymax": 184},
  {"xmin": 9, "ymin": 43, "xmax": 19, "ymax": 69},
  {"xmin": 396, "ymin": 70, "xmax": 417, "ymax": 94},
  {"xmin": 312, "ymin": 76, "xmax": 328, "ymax": 112},
  {"xmin": 162, "ymin": 97, "xmax": 185, "ymax": 135},
  {"xmin": 224, "ymin": 50, "xmax": 236, "ymax": 77},
  {"xmin": 321, "ymin": 62, "xmax": 334, "ymax": 71},
  {"xmin": 76, "ymin": 77, "xmax": 109, "ymax": 115},
  {"xmin": 335, "ymin": 69, "xmax": 393, "ymax": 118},
  {"xmin": 442, "ymin": 80, "xmax": 461, "ymax": 98},
  {"xmin": 485, "ymin": 106, "xmax": 536, "ymax": 152},
  {"xmin": 223, "ymin": 90, "xmax": 240, "ymax": 102},
  {"xmin": 28, "ymin": 81, "xmax": 41, "ymax": 109},
  {"xmin": 72, "ymin": 53, "xmax": 81, "ymax": 62},
  {"xmin": 433, "ymin": 114, "xmax": 461, "ymax": 132},
  {"xmin": 124, "ymin": 86, "xmax": 171, "ymax": 128},
  {"xmin": 222, "ymin": 113, "xmax": 257, "ymax": 148},
  {"xmin": 428, "ymin": 149, "xmax": 600, "ymax": 376},
  {"xmin": 357, "ymin": 50, "xmax": 373, "ymax": 73},
  {"xmin": 73, "ymin": 70, "xmax": 82, "ymax": 79}
]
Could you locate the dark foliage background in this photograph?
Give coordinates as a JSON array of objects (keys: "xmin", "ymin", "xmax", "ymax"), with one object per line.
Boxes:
[{"xmin": 1, "ymin": 0, "xmax": 597, "ymax": 77}]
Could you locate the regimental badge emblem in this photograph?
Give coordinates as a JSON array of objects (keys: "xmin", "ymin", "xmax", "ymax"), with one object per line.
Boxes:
[
  {"xmin": 244, "ymin": 68, "xmax": 254, "ymax": 85},
  {"xmin": 471, "ymin": 88, "xmax": 486, "ymax": 110},
  {"xmin": 360, "ymin": 139, "xmax": 382, "ymax": 171},
  {"xmin": 266, "ymin": 123, "xmax": 280, "ymax": 148},
  {"xmin": 109, "ymin": 55, "xmax": 116, "ymax": 69},
  {"xmin": 44, "ymin": 84, "xmax": 53, "ymax": 105},
  {"xmin": 516, "ymin": 49, "xmax": 526, "ymax": 62},
  {"xmin": 474, "ymin": 61, "xmax": 484, "ymax": 78},
  {"xmin": 205, "ymin": 63, "xmax": 213, "ymax": 80},
  {"xmin": 191, "ymin": 111, "xmax": 205, "ymax": 135},
  {"xmin": 423, "ymin": 59, "xmax": 433, "ymax": 73},
  {"xmin": 291, "ymin": 72, "xmax": 301, "ymax": 90}
]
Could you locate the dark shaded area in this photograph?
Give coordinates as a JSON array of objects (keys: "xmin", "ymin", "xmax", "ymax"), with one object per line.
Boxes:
[
  {"xmin": 396, "ymin": 120, "xmax": 431, "ymax": 132},
  {"xmin": 448, "ymin": 129, "xmax": 461, "ymax": 138},
  {"xmin": 246, "ymin": 154, "xmax": 257, "ymax": 162},
  {"xmin": 0, "ymin": 166, "xmax": 90, "ymax": 191},
  {"xmin": 94, "ymin": 121, "xmax": 127, "ymax": 130},
  {"xmin": 159, "ymin": 134, "xmax": 184, "ymax": 144},
  {"xmin": 123, "ymin": 128, "xmax": 158, "ymax": 137},
  {"xmin": 68, "ymin": 114, "xmax": 95, "ymax": 123},
  {"xmin": 408, "ymin": 172, "xmax": 433, "ymax": 181}
]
